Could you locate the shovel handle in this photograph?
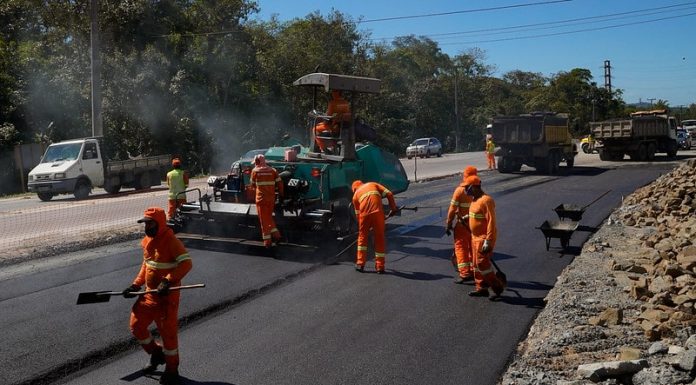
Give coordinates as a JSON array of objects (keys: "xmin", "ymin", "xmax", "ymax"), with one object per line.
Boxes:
[{"xmin": 133, "ymin": 283, "xmax": 206, "ymax": 295}]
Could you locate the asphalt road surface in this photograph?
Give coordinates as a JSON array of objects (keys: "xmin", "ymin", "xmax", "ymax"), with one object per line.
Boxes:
[{"xmin": 0, "ymin": 150, "xmax": 693, "ymax": 385}]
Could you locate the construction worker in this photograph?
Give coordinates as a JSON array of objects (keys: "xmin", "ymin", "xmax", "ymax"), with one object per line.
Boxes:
[
  {"xmin": 446, "ymin": 166, "xmax": 478, "ymax": 283},
  {"xmin": 314, "ymin": 90, "xmax": 350, "ymax": 154},
  {"xmin": 351, "ymin": 180, "xmax": 399, "ymax": 273},
  {"xmin": 463, "ymin": 175, "xmax": 505, "ymax": 298},
  {"xmin": 166, "ymin": 158, "xmax": 189, "ymax": 220},
  {"xmin": 486, "ymin": 136, "xmax": 496, "ymax": 170},
  {"xmin": 249, "ymin": 154, "xmax": 284, "ymax": 247},
  {"xmin": 122, "ymin": 207, "xmax": 192, "ymax": 385}
]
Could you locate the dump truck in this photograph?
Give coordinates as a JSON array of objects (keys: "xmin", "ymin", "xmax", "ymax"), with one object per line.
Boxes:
[
  {"xmin": 490, "ymin": 112, "xmax": 576, "ymax": 174},
  {"xmin": 27, "ymin": 137, "xmax": 171, "ymax": 201},
  {"xmin": 591, "ymin": 110, "xmax": 679, "ymax": 161},
  {"xmin": 171, "ymin": 73, "xmax": 409, "ymax": 247}
]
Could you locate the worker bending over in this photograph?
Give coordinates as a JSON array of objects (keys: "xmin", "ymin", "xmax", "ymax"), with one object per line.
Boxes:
[
  {"xmin": 463, "ymin": 175, "xmax": 505, "ymax": 298},
  {"xmin": 352, "ymin": 180, "xmax": 399, "ymax": 273},
  {"xmin": 250, "ymin": 154, "xmax": 284, "ymax": 247},
  {"xmin": 123, "ymin": 207, "xmax": 192, "ymax": 385},
  {"xmin": 446, "ymin": 166, "xmax": 478, "ymax": 283}
]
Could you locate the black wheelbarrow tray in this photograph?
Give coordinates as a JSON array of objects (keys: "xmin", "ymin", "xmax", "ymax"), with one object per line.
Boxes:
[
  {"xmin": 537, "ymin": 220, "xmax": 579, "ymax": 251},
  {"xmin": 553, "ymin": 204, "xmax": 585, "ymax": 221}
]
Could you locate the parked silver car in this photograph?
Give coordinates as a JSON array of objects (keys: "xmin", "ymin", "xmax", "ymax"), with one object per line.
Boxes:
[{"xmin": 406, "ymin": 137, "xmax": 443, "ymax": 159}]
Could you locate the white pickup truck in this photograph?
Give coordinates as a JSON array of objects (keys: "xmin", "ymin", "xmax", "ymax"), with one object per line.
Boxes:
[{"xmin": 27, "ymin": 137, "xmax": 171, "ymax": 201}]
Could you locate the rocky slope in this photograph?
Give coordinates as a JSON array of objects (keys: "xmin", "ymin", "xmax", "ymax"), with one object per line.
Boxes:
[{"xmin": 500, "ymin": 159, "xmax": 696, "ymax": 385}]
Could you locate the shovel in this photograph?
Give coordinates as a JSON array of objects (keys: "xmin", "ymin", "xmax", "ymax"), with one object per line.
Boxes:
[
  {"xmin": 76, "ymin": 284, "xmax": 205, "ymax": 305},
  {"xmin": 490, "ymin": 259, "xmax": 507, "ymax": 286}
]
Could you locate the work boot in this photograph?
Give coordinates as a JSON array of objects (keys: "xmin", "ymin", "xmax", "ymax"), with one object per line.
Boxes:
[
  {"xmin": 376, "ymin": 269, "xmax": 385, "ymax": 274},
  {"xmin": 468, "ymin": 288, "xmax": 489, "ymax": 297},
  {"xmin": 355, "ymin": 264, "xmax": 364, "ymax": 272},
  {"xmin": 159, "ymin": 370, "xmax": 180, "ymax": 385},
  {"xmin": 453, "ymin": 275, "xmax": 474, "ymax": 284},
  {"xmin": 143, "ymin": 348, "xmax": 165, "ymax": 373}
]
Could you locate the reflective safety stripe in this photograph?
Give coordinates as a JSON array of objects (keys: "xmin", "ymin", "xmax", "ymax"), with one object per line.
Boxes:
[
  {"xmin": 375, "ymin": 252, "xmax": 385, "ymax": 259},
  {"xmin": 163, "ymin": 347, "xmax": 178, "ymax": 356},
  {"xmin": 357, "ymin": 246, "xmax": 368, "ymax": 251},
  {"xmin": 458, "ymin": 262, "xmax": 472, "ymax": 268},
  {"xmin": 381, "ymin": 189, "xmax": 391, "ymax": 197},
  {"xmin": 475, "ymin": 266, "xmax": 494, "ymax": 275},
  {"xmin": 138, "ymin": 336, "xmax": 153, "ymax": 345},
  {"xmin": 354, "ymin": 210, "xmax": 359, "ymax": 215},
  {"xmin": 275, "ymin": 177, "xmax": 282, "ymax": 182},
  {"xmin": 469, "ymin": 212, "xmax": 485, "ymax": 219},
  {"xmin": 146, "ymin": 254, "xmax": 190, "ymax": 269},
  {"xmin": 359, "ymin": 190, "xmax": 381, "ymax": 202},
  {"xmin": 450, "ymin": 200, "xmax": 470, "ymax": 208},
  {"xmin": 255, "ymin": 181, "xmax": 276, "ymax": 186},
  {"xmin": 145, "ymin": 260, "xmax": 178, "ymax": 269},
  {"xmin": 271, "ymin": 228, "xmax": 279, "ymax": 233},
  {"xmin": 262, "ymin": 234, "xmax": 271, "ymax": 240}
]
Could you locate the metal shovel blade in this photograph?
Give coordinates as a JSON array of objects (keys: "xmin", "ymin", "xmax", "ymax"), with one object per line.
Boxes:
[{"xmin": 76, "ymin": 291, "xmax": 121, "ymax": 305}]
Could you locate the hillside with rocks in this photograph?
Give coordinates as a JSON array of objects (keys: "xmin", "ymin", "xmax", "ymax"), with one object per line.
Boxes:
[{"xmin": 500, "ymin": 159, "xmax": 696, "ymax": 385}]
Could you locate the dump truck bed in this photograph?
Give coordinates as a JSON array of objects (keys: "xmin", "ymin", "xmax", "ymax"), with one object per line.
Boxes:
[
  {"xmin": 591, "ymin": 116, "xmax": 671, "ymax": 139},
  {"xmin": 492, "ymin": 115, "xmax": 571, "ymax": 146}
]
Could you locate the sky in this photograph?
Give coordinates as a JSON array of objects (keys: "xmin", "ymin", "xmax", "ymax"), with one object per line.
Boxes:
[{"xmin": 252, "ymin": 0, "xmax": 696, "ymax": 107}]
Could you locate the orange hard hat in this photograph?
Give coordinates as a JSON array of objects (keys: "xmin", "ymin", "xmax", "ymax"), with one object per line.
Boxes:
[
  {"xmin": 463, "ymin": 175, "xmax": 481, "ymax": 186},
  {"xmin": 351, "ymin": 180, "xmax": 363, "ymax": 192},
  {"xmin": 172, "ymin": 158, "xmax": 181, "ymax": 166},
  {"xmin": 137, "ymin": 207, "xmax": 165, "ymax": 223},
  {"xmin": 463, "ymin": 166, "xmax": 478, "ymax": 178}
]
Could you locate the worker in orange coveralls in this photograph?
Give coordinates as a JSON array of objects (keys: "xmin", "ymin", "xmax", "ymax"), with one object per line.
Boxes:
[
  {"xmin": 122, "ymin": 207, "xmax": 192, "ymax": 385},
  {"xmin": 485, "ymin": 136, "xmax": 496, "ymax": 170},
  {"xmin": 463, "ymin": 175, "xmax": 505, "ymax": 298},
  {"xmin": 166, "ymin": 158, "xmax": 189, "ymax": 220},
  {"xmin": 314, "ymin": 90, "xmax": 350, "ymax": 154},
  {"xmin": 351, "ymin": 180, "xmax": 399, "ymax": 274},
  {"xmin": 249, "ymin": 154, "xmax": 284, "ymax": 247},
  {"xmin": 446, "ymin": 165, "xmax": 478, "ymax": 284}
]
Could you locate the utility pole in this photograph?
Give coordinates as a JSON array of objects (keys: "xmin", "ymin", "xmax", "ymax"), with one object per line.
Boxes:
[
  {"xmin": 90, "ymin": 0, "xmax": 102, "ymax": 137},
  {"xmin": 454, "ymin": 70, "xmax": 459, "ymax": 153},
  {"xmin": 603, "ymin": 60, "xmax": 612, "ymax": 93},
  {"xmin": 647, "ymin": 98, "xmax": 656, "ymax": 107}
]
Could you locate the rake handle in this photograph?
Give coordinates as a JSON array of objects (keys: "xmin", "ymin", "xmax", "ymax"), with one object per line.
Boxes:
[{"xmin": 132, "ymin": 283, "xmax": 206, "ymax": 295}]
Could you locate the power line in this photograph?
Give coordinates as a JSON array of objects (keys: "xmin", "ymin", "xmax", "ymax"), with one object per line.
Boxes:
[
  {"xmin": 368, "ymin": 2, "xmax": 696, "ymax": 41},
  {"xmin": 357, "ymin": 0, "xmax": 572, "ymax": 23}
]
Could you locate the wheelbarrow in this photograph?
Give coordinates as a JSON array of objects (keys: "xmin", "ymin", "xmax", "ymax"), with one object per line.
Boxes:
[
  {"xmin": 537, "ymin": 220, "xmax": 579, "ymax": 251},
  {"xmin": 554, "ymin": 190, "xmax": 611, "ymax": 222}
]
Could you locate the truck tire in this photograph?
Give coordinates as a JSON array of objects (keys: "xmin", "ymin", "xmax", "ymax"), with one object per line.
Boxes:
[
  {"xmin": 581, "ymin": 143, "xmax": 589, "ymax": 154},
  {"xmin": 666, "ymin": 141, "xmax": 678, "ymax": 158},
  {"xmin": 637, "ymin": 144, "xmax": 648, "ymax": 161},
  {"xmin": 104, "ymin": 183, "xmax": 121, "ymax": 194},
  {"xmin": 647, "ymin": 143, "xmax": 656, "ymax": 161},
  {"xmin": 135, "ymin": 172, "xmax": 151, "ymax": 190},
  {"xmin": 74, "ymin": 180, "xmax": 90, "ymax": 200},
  {"xmin": 599, "ymin": 149, "xmax": 609, "ymax": 161},
  {"xmin": 565, "ymin": 154, "xmax": 575, "ymax": 168},
  {"xmin": 497, "ymin": 156, "xmax": 511, "ymax": 173},
  {"xmin": 37, "ymin": 192, "xmax": 53, "ymax": 201}
]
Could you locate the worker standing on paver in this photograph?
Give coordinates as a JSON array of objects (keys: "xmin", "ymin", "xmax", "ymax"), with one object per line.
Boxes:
[
  {"xmin": 446, "ymin": 166, "xmax": 478, "ymax": 283},
  {"xmin": 123, "ymin": 207, "xmax": 192, "ymax": 385},
  {"xmin": 463, "ymin": 175, "xmax": 505, "ymax": 298},
  {"xmin": 351, "ymin": 180, "xmax": 399, "ymax": 274},
  {"xmin": 166, "ymin": 158, "xmax": 189, "ymax": 220},
  {"xmin": 249, "ymin": 154, "xmax": 284, "ymax": 247}
]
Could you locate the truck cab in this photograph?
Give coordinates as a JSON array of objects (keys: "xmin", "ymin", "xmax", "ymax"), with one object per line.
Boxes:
[{"xmin": 28, "ymin": 138, "xmax": 103, "ymax": 201}]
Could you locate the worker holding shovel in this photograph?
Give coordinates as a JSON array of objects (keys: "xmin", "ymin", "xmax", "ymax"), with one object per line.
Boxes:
[
  {"xmin": 123, "ymin": 207, "xmax": 192, "ymax": 385},
  {"xmin": 446, "ymin": 165, "xmax": 478, "ymax": 283}
]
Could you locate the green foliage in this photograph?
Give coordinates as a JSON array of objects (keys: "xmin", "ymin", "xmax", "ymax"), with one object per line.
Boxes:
[{"xmin": 0, "ymin": 0, "xmax": 654, "ymax": 186}]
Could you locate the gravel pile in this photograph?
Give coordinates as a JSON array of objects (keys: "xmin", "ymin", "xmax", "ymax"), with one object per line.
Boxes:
[{"xmin": 501, "ymin": 159, "xmax": 696, "ymax": 385}]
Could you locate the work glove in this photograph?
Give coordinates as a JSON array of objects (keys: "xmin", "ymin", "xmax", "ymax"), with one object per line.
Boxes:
[
  {"xmin": 445, "ymin": 223, "xmax": 453, "ymax": 236},
  {"xmin": 122, "ymin": 284, "xmax": 141, "ymax": 299},
  {"xmin": 157, "ymin": 279, "xmax": 171, "ymax": 296},
  {"xmin": 481, "ymin": 239, "xmax": 491, "ymax": 253}
]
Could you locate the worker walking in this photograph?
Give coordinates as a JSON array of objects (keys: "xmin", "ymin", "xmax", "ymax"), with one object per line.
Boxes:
[
  {"xmin": 463, "ymin": 175, "xmax": 505, "ymax": 298},
  {"xmin": 351, "ymin": 180, "xmax": 399, "ymax": 273},
  {"xmin": 122, "ymin": 207, "xmax": 192, "ymax": 385},
  {"xmin": 446, "ymin": 166, "xmax": 478, "ymax": 283},
  {"xmin": 486, "ymin": 136, "xmax": 496, "ymax": 170},
  {"xmin": 250, "ymin": 154, "xmax": 284, "ymax": 247},
  {"xmin": 166, "ymin": 158, "xmax": 189, "ymax": 220}
]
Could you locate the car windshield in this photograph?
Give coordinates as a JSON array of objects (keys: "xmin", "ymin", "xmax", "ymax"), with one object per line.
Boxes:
[
  {"xmin": 41, "ymin": 143, "xmax": 82, "ymax": 163},
  {"xmin": 412, "ymin": 139, "xmax": 429, "ymax": 146},
  {"xmin": 678, "ymin": 131, "xmax": 687, "ymax": 138}
]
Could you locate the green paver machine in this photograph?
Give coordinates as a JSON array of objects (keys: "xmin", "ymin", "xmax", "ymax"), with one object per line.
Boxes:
[{"xmin": 171, "ymin": 73, "xmax": 409, "ymax": 247}]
